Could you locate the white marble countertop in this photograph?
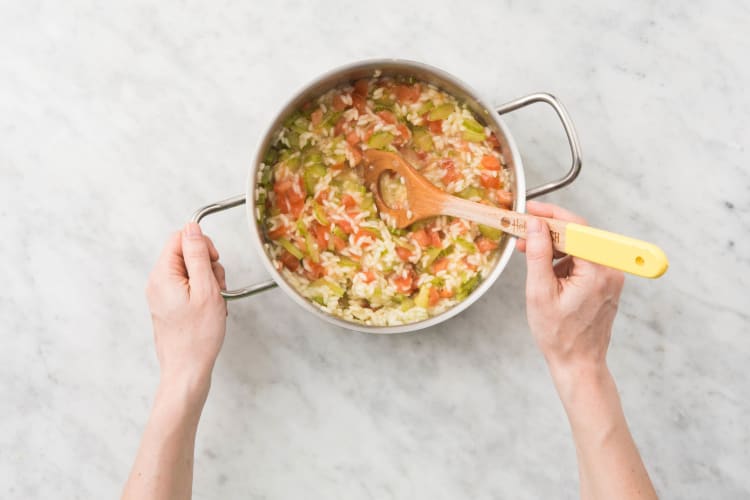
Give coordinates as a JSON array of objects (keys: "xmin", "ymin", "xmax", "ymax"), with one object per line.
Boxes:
[{"xmin": 1, "ymin": 1, "xmax": 748, "ymax": 498}]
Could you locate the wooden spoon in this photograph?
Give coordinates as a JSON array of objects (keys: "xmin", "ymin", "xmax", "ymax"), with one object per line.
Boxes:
[{"xmin": 363, "ymin": 150, "xmax": 668, "ymax": 278}]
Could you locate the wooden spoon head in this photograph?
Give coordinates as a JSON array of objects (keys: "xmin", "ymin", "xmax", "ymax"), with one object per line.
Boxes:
[{"xmin": 363, "ymin": 150, "xmax": 448, "ymax": 229}]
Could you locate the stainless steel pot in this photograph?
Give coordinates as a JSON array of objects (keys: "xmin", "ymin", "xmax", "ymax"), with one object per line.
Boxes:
[{"xmin": 191, "ymin": 59, "xmax": 581, "ymax": 334}]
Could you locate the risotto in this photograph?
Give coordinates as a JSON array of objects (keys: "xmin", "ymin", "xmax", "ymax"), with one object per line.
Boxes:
[{"xmin": 256, "ymin": 75, "xmax": 513, "ymax": 326}]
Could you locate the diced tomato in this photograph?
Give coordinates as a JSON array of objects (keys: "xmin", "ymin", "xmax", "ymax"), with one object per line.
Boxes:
[
  {"xmin": 480, "ymin": 171, "xmax": 501, "ymax": 189},
  {"xmin": 273, "ymin": 178, "xmax": 292, "ymax": 196},
  {"xmin": 432, "ymin": 257, "xmax": 449, "ymax": 273},
  {"xmin": 377, "ymin": 110, "xmax": 397, "ymax": 125},
  {"xmin": 346, "ymin": 130, "xmax": 360, "ymax": 145},
  {"xmin": 353, "ymin": 79, "xmax": 369, "ymax": 97},
  {"xmin": 354, "ymin": 229, "xmax": 375, "ymax": 248},
  {"xmin": 332, "ymin": 235, "xmax": 347, "ymax": 252},
  {"xmin": 393, "ymin": 123, "xmax": 411, "ymax": 146},
  {"xmin": 351, "ymin": 94, "xmax": 367, "ymax": 114},
  {"xmin": 332, "ymin": 93, "xmax": 348, "ymax": 111},
  {"xmin": 450, "ymin": 220, "xmax": 468, "ymax": 235},
  {"xmin": 427, "ymin": 119, "xmax": 443, "ymax": 134},
  {"xmin": 334, "ymin": 116, "xmax": 349, "ymax": 135},
  {"xmin": 304, "ymin": 259, "xmax": 326, "ymax": 280},
  {"xmin": 428, "ymin": 286, "xmax": 440, "ymax": 306},
  {"xmin": 330, "ymin": 162, "xmax": 345, "ymax": 171},
  {"xmin": 430, "ymin": 230, "xmax": 441, "ymax": 248},
  {"xmin": 348, "ymin": 145, "xmax": 363, "ymax": 166},
  {"xmin": 361, "ymin": 269, "xmax": 376, "ymax": 283},
  {"xmin": 289, "ymin": 199, "xmax": 304, "ymax": 218},
  {"xmin": 341, "ymin": 194, "xmax": 357, "ymax": 208},
  {"xmin": 487, "ymin": 133, "xmax": 500, "ymax": 150},
  {"xmin": 393, "ymin": 275, "xmax": 413, "ymax": 293},
  {"xmin": 476, "ymin": 237, "xmax": 499, "ymax": 253},
  {"xmin": 394, "ymin": 84, "xmax": 421, "ymax": 103},
  {"xmin": 363, "ymin": 125, "xmax": 375, "ymax": 143},
  {"xmin": 441, "ymin": 160, "xmax": 462, "ymax": 185},
  {"xmin": 335, "ymin": 219, "xmax": 354, "ymax": 234},
  {"xmin": 395, "ymin": 246, "xmax": 412, "ymax": 261},
  {"xmin": 279, "ymin": 250, "xmax": 300, "ymax": 271},
  {"xmin": 315, "ymin": 188, "xmax": 330, "ymax": 202},
  {"xmin": 277, "ymin": 192, "xmax": 291, "ymax": 214},
  {"xmin": 267, "ymin": 225, "xmax": 287, "ymax": 240},
  {"xmin": 411, "ymin": 228, "xmax": 431, "ymax": 248},
  {"xmin": 495, "ymin": 190, "xmax": 513, "ymax": 207},
  {"xmin": 481, "ymin": 154, "xmax": 501, "ymax": 170},
  {"xmin": 463, "ymin": 256, "xmax": 477, "ymax": 271},
  {"xmin": 311, "ymin": 222, "xmax": 328, "ymax": 250},
  {"xmin": 439, "ymin": 288, "xmax": 454, "ymax": 298},
  {"xmin": 311, "ymin": 109, "xmax": 323, "ymax": 127}
]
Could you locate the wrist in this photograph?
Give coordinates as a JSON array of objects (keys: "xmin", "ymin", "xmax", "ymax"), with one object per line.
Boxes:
[
  {"xmin": 547, "ymin": 359, "xmax": 613, "ymax": 409},
  {"xmin": 157, "ymin": 365, "xmax": 213, "ymax": 417}
]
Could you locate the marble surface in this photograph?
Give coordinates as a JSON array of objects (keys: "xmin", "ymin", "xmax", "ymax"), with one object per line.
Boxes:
[{"xmin": 1, "ymin": 0, "xmax": 748, "ymax": 498}]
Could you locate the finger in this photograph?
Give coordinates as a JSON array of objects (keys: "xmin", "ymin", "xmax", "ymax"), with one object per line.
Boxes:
[
  {"xmin": 181, "ymin": 222, "xmax": 218, "ymax": 295},
  {"xmin": 153, "ymin": 231, "xmax": 187, "ymax": 280},
  {"xmin": 525, "ymin": 217, "xmax": 558, "ymax": 304},
  {"xmin": 526, "ymin": 200, "xmax": 588, "ymax": 225},
  {"xmin": 212, "ymin": 261, "xmax": 227, "ymax": 290},
  {"xmin": 205, "ymin": 235, "xmax": 220, "ymax": 262},
  {"xmin": 516, "ymin": 230, "xmax": 567, "ymax": 259}
]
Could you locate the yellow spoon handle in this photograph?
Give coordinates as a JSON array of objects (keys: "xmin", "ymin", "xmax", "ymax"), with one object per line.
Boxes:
[{"xmin": 563, "ymin": 223, "xmax": 669, "ymax": 278}]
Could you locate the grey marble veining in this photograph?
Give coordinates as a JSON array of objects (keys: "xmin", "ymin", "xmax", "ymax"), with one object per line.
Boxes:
[{"xmin": 1, "ymin": 0, "xmax": 748, "ymax": 498}]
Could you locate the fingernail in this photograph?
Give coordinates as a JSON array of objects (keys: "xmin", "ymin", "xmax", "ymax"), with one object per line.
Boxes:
[
  {"xmin": 527, "ymin": 217, "xmax": 542, "ymax": 234},
  {"xmin": 184, "ymin": 222, "xmax": 202, "ymax": 239}
]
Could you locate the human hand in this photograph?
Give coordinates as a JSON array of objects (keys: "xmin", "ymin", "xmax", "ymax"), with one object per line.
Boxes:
[
  {"xmin": 145, "ymin": 222, "xmax": 227, "ymax": 405},
  {"xmin": 517, "ymin": 201, "xmax": 625, "ymax": 388}
]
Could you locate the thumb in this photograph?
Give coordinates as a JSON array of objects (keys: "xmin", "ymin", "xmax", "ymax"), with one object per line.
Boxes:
[
  {"xmin": 181, "ymin": 222, "xmax": 217, "ymax": 295},
  {"xmin": 524, "ymin": 217, "xmax": 558, "ymax": 303}
]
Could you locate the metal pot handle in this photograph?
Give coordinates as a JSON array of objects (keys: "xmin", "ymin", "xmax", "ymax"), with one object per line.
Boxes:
[
  {"xmin": 191, "ymin": 194, "xmax": 278, "ymax": 300},
  {"xmin": 496, "ymin": 93, "xmax": 582, "ymax": 199}
]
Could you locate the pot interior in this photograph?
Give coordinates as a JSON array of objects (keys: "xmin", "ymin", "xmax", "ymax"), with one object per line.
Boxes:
[{"xmin": 248, "ymin": 59, "xmax": 525, "ymax": 333}]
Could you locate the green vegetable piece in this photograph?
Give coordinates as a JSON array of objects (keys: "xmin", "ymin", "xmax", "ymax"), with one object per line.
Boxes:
[
  {"xmin": 303, "ymin": 149, "xmax": 323, "ymax": 166},
  {"xmin": 305, "ymin": 233, "xmax": 319, "ymax": 262},
  {"xmin": 463, "ymin": 118, "xmax": 484, "ymax": 133},
  {"xmin": 283, "ymin": 111, "xmax": 302, "ymax": 128},
  {"xmin": 400, "ymin": 297, "xmax": 415, "ymax": 311},
  {"xmin": 367, "ymin": 131, "xmax": 394, "ymax": 150},
  {"xmin": 321, "ymin": 110, "xmax": 342, "ymax": 128},
  {"xmin": 332, "ymin": 226, "xmax": 348, "ymax": 240},
  {"xmin": 311, "ymin": 279, "xmax": 344, "ymax": 296},
  {"xmin": 456, "ymin": 274, "xmax": 481, "ymax": 300},
  {"xmin": 278, "ymin": 238, "xmax": 303, "ymax": 260},
  {"xmin": 411, "ymin": 127, "xmax": 434, "ymax": 152},
  {"xmin": 338, "ymin": 257, "xmax": 359, "ymax": 268},
  {"xmin": 361, "ymin": 193, "xmax": 375, "ymax": 214},
  {"xmin": 291, "ymin": 116, "xmax": 310, "ymax": 134},
  {"xmin": 428, "ymin": 103, "xmax": 453, "ymax": 121},
  {"xmin": 260, "ymin": 166, "xmax": 273, "ymax": 187},
  {"xmin": 263, "ymin": 148, "xmax": 278, "ymax": 165},
  {"xmin": 479, "ymin": 224, "xmax": 503, "ymax": 240},
  {"xmin": 462, "ymin": 129, "xmax": 486, "ymax": 143},
  {"xmin": 311, "ymin": 295, "xmax": 325, "ymax": 305},
  {"xmin": 423, "ymin": 247, "xmax": 442, "ymax": 268},
  {"xmin": 417, "ymin": 101, "xmax": 435, "ymax": 115},
  {"xmin": 415, "ymin": 284, "xmax": 431, "ymax": 309},
  {"xmin": 303, "ymin": 163, "xmax": 326, "ymax": 195},
  {"xmin": 287, "ymin": 130, "xmax": 300, "ymax": 149},
  {"xmin": 313, "ymin": 202, "xmax": 329, "ymax": 225},
  {"xmin": 455, "ymin": 237, "xmax": 477, "ymax": 253},
  {"xmin": 457, "ymin": 186, "xmax": 486, "ymax": 200}
]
